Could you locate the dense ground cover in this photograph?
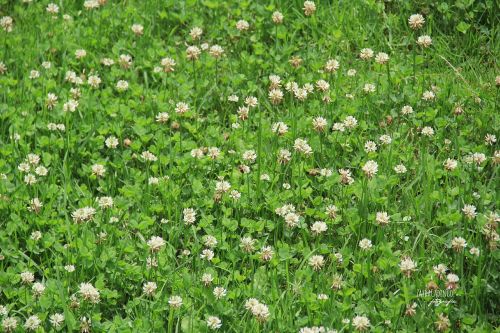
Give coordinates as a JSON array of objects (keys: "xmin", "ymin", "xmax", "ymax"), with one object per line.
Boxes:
[{"xmin": 0, "ymin": 0, "xmax": 499, "ymax": 332}]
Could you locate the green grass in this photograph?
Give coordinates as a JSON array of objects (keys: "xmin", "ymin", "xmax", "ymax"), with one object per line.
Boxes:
[{"xmin": 0, "ymin": 0, "xmax": 498, "ymax": 332}]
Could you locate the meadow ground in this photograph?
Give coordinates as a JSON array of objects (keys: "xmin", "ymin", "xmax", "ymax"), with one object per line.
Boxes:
[{"xmin": 0, "ymin": 0, "xmax": 499, "ymax": 332}]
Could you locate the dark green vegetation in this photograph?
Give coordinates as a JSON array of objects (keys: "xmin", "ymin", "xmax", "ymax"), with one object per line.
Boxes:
[{"xmin": 0, "ymin": 0, "xmax": 498, "ymax": 332}]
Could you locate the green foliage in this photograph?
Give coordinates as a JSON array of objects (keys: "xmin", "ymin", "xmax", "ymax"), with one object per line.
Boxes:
[{"xmin": 0, "ymin": 0, "xmax": 498, "ymax": 332}]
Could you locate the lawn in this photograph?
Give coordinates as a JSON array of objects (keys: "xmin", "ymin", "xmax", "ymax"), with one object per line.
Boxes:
[{"xmin": 0, "ymin": 0, "xmax": 498, "ymax": 332}]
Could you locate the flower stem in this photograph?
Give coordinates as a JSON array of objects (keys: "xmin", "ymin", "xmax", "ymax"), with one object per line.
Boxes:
[
  {"xmin": 167, "ymin": 307, "xmax": 174, "ymax": 333},
  {"xmin": 412, "ymin": 40, "xmax": 417, "ymax": 86}
]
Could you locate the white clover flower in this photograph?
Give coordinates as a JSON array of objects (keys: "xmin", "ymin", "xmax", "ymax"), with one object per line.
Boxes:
[
  {"xmin": 87, "ymin": 75, "xmax": 101, "ymax": 88},
  {"xmin": 236, "ymin": 20, "xmax": 250, "ymax": 31},
  {"xmin": 379, "ymin": 135, "xmax": 392, "ymax": 145},
  {"xmin": 399, "ymin": 257, "xmax": 417, "ymax": 277},
  {"xmin": 363, "ymin": 83, "xmax": 376, "ymax": 93},
  {"xmin": 240, "ymin": 237, "xmax": 256, "ymax": 253},
  {"xmin": 375, "ymin": 52, "xmax": 389, "ymax": 64},
  {"xmin": 203, "ymin": 235, "xmax": 218, "ymax": 248},
  {"xmin": 312, "ymin": 116, "xmax": 328, "ymax": 132},
  {"xmin": 105, "ymin": 136, "xmax": 119, "ymax": 149},
  {"xmin": 141, "ymin": 151, "xmax": 157, "ymax": 162},
  {"xmin": 200, "ymin": 249, "xmax": 214, "ymax": 261},
  {"xmin": 352, "ymin": 315, "xmax": 370, "ymax": 331},
  {"xmin": 0, "ymin": 16, "xmax": 13, "ymax": 32},
  {"xmin": 401, "ymin": 105, "xmax": 414, "ymax": 115},
  {"xmin": 213, "ymin": 286, "xmax": 227, "ymax": 299},
  {"xmin": 272, "ymin": 122, "xmax": 288, "ymax": 135},
  {"xmin": 209, "ymin": 45, "xmax": 224, "ymax": 58},
  {"xmin": 91, "ymin": 164, "xmax": 106, "ymax": 177},
  {"xmin": 308, "ymin": 255, "xmax": 325, "ymax": 270},
  {"xmin": 46, "ymin": 3, "xmax": 59, "ymax": 14},
  {"xmin": 394, "ymin": 164, "xmax": 407, "ymax": 174},
  {"xmin": 417, "ymin": 35, "xmax": 432, "ymax": 48},
  {"xmin": 183, "ymin": 208, "xmax": 197, "ymax": 225},
  {"xmin": 260, "ymin": 246, "xmax": 274, "ymax": 261},
  {"xmin": 79, "ymin": 283, "xmax": 100, "ymax": 304},
  {"xmin": 462, "ymin": 205, "xmax": 477, "ymax": 219},
  {"xmin": 189, "ymin": 27, "xmax": 203, "ymax": 39},
  {"xmin": 303, "ymin": 1, "xmax": 316, "ymax": 16},
  {"xmin": 375, "ymin": 212, "xmax": 390, "ymax": 226},
  {"xmin": 408, "ymin": 14, "xmax": 425, "ymax": 30},
  {"xmin": 362, "ymin": 160, "xmax": 378, "ymax": 178},
  {"xmin": 71, "ymin": 207, "xmax": 96, "ymax": 223},
  {"xmin": 175, "ymin": 102, "xmax": 189, "ymax": 114},
  {"xmin": 64, "ymin": 265, "xmax": 75, "ymax": 273},
  {"xmin": 116, "ymin": 80, "xmax": 129, "ymax": 91},
  {"xmin": 24, "ymin": 315, "xmax": 41, "ymax": 331},
  {"xmin": 469, "ymin": 247, "xmax": 480, "ymax": 256},
  {"xmin": 143, "ymin": 282, "xmax": 157, "ymax": 296},
  {"xmin": 161, "ymin": 57, "xmax": 176, "ymax": 72},
  {"xmin": 451, "ymin": 237, "xmax": 467, "ymax": 251},
  {"xmin": 49, "ymin": 313, "xmax": 65, "ymax": 328},
  {"xmin": 46, "ymin": 93, "xmax": 58, "ymax": 109},
  {"xmin": 168, "ymin": 295, "xmax": 183, "ymax": 308},
  {"xmin": 32, "ymin": 282, "xmax": 45, "ymax": 297},
  {"xmin": 75, "ymin": 49, "xmax": 87, "ymax": 59},
  {"xmin": 444, "ymin": 158, "xmax": 458, "ymax": 171},
  {"xmin": 272, "ymin": 11, "xmax": 284, "ymax": 24},
  {"xmin": 206, "ymin": 316, "xmax": 222, "ymax": 330},
  {"xmin": 20, "ymin": 271, "xmax": 35, "ymax": 284},
  {"xmin": 359, "ymin": 48, "xmax": 374, "ymax": 60},
  {"xmin": 325, "ymin": 59, "xmax": 340, "ymax": 72},
  {"xmin": 422, "ymin": 90, "xmax": 435, "ymax": 101},
  {"xmin": 131, "ymin": 23, "xmax": 144, "ymax": 36},
  {"xmin": 359, "ymin": 238, "xmax": 372, "ymax": 250},
  {"xmin": 268, "ymin": 89, "xmax": 284, "ymax": 104},
  {"xmin": 421, "ymin": 126, "xmax": 435, "ymax": 136},
  {"xmin": 83, "ymin": 0, "xmax": 100, "ymax": 10},
  {"xmin": 294, "ymin": 138, "xmax": 313, "ymax": 155},
  {"xmin": 245, "ymin": 96, "xmax": 258, "ymax": 108},
  {"xmin": 97, "ymin": 196, "xmax": 113, "ymax": 209},
  {"xmin": 119, "ymin": 54, "xmax": 133, "ymax": 68},
  {"xmin": 2, "ymin": 317, "xmax": 17, "ymax": 332},
  {"xmin": 343, "ymin": 116, "xmax": 358, "ymax": 129},
  {"xmin": 364, "ymin": 141, "xmax": 377, "ymax": 153},
  {"xmin": 201, "ymin": 273, "xmax": 214, "ymax": 286},
  {"xmin": 147, "ymin": 236, "xmax": 165, "ymax": 252}
]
